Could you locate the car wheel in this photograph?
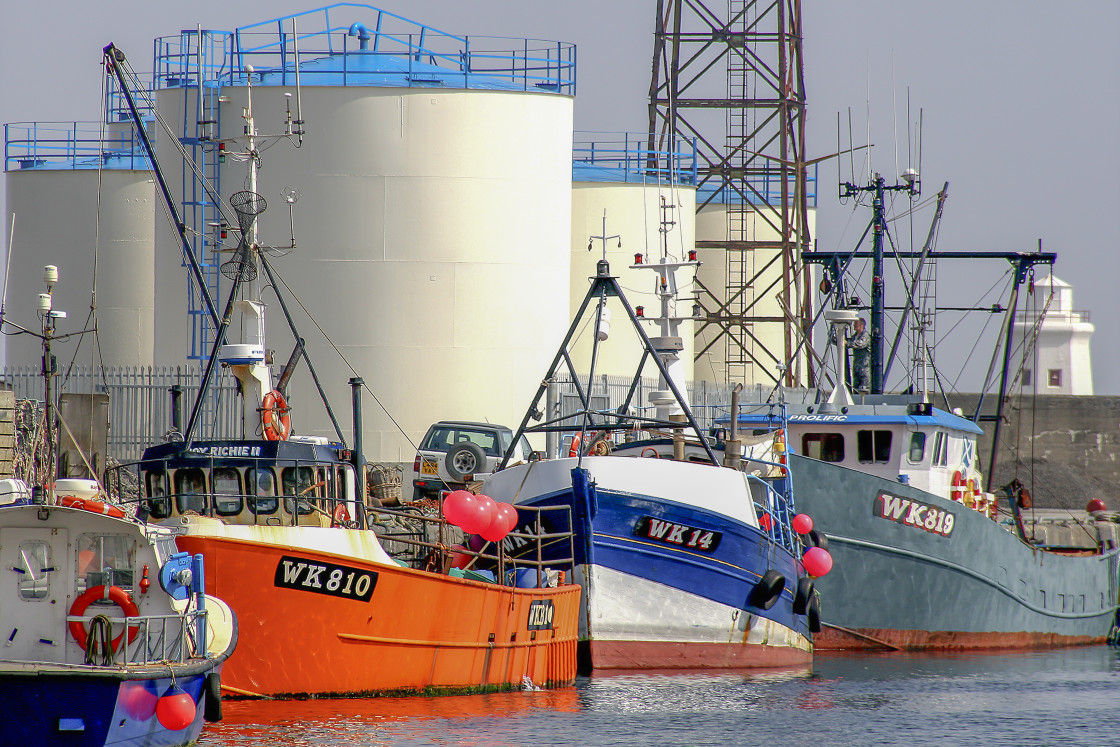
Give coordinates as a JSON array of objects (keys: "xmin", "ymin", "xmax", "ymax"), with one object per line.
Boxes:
[{"xmin": 445, "ymin": 442, "xmax": 486, "ymax": 481}]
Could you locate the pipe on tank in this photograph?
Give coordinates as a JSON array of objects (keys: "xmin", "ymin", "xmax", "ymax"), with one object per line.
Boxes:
[{"xmin": 347, "ymin": 23, "xmax": 370, "ymax": 50}]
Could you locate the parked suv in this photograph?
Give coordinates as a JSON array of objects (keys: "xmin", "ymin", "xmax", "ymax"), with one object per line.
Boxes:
[{"xmin": 410, "ymin": 421, "xmax": 534, "ymax": 501}]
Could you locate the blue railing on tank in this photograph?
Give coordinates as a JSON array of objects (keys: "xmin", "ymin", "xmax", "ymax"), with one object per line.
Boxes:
[
  {"xmin": 573, "ymin": 132, "xmax": 698, "ymax": 186},
  {"xmin": 154, "ymin": 3, "xmax": 576, "ymax": 95},
  {"xmin": 4, "ymin": 73, "xmax": 155, "ymax": 172},
  {"xmin": 4, "ymin": 121, "xmax": 151, "ymax": 172},
  {"xmin": 696, "ymin": 165, "xmax": 819, "ymax": 208}
]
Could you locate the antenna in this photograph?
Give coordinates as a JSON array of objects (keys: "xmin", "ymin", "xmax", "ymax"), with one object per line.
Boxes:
[
  {"xmin": 291, "ymin": 17, "xmax": 305, "ymax": 146},
  {"xmin": 587, "ymin": 209, "xmax": 620, "ymax": 262},
  {"xmin": 281, "ymin": 187, "xmax": 300, "ymax": 249}
]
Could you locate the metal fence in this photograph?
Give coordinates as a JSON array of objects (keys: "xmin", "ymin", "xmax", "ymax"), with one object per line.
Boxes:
[{"xmin": 2, "ymin": 365, "xmax": 241, "ymax": 461}]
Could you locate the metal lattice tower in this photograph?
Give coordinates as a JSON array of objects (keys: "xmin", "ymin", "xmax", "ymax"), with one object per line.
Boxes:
[{"xmin": 648, "ymin": 0, "xmax": 811, "ymax": 387}]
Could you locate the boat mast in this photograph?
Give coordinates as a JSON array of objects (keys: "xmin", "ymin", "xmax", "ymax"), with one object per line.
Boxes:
[
  {"xmin": 631, "ymin": 197, "xmax": 700, "ymax": 425},
  {"xmin": 838, "ymin": 171, "xmax": 919, "ymax": 394}
]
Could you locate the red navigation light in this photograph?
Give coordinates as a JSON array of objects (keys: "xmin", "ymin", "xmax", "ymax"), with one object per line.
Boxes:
[
  {"xmin": 634, "ymin": 253, "xmax": 643, "ymax": 264},
  {"xmin": 688, "ymin": 249, "xmax": 697, "ymax": 261},
  {"xmin": 635, "ymin": 306, "xmax": 644, "ymax": 317}
]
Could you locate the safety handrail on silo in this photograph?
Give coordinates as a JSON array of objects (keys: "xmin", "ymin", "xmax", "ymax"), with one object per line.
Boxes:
[{"xmin": 154, "ymin": 3, "xmax": 574, "ymax": 95}]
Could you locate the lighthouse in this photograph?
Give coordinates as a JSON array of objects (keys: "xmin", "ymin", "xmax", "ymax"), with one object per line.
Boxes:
[{"xmin": 1012, "ymin": 275, "xmax": 1094, "ymax": 395}]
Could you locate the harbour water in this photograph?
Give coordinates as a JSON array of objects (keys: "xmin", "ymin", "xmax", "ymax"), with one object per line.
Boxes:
[{"xmin": 199, "ymin": 646, "xmax": 1120, "ymax": 746}]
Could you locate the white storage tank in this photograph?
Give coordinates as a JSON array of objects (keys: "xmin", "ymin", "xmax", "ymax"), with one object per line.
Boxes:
[
  {"xmin": 151, "ymin": 10, "xmax": 576, "ymax": 461},
  {"xmin": 569, "ymin": 133, "xmax": 698, "ymax": 386},
  {"xmin": 694, "ymin": 189, "xmax": 817, "ymax": 388},
  {"xmin": 3, "ymin": 121, "xmax": 156, "ymax": 370}
]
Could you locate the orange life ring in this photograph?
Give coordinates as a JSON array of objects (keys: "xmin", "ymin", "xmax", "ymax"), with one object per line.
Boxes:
[
  {"xmin": 68, "ymin": 585, "xmax": 140, "ymax": 652},
  {"xmin": 261, "ymin": 389, "xmax": 291, "ymax": 441},
  {"xmin": 950, "ymin": 470, "xmax": 966, "ymax": 503},
  {"xmin": 568, "ymin": 434, "xmax": 582, "ymax": 458},
  {"xmin": 331, "ymin": 503, "xmax": 351, "ymax": 528},
  {"xmin": 59, "ymin": 495, "xmax": 126, "ymax": 519}
]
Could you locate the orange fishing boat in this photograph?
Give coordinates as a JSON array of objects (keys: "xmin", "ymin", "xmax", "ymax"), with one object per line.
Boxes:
[
  {"xmin": 166, "ymin": 508, "xmax": 579, "ymax": 698},
  {"xmin": 109, "ymin": 442, "xmax": 580, "ymax": 698},
  {"xmin": 104, "ymin": 40, "xmax": 580, "ymax": 698}
]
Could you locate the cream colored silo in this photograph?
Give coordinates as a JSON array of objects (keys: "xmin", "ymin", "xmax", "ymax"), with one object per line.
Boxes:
[
  {"xmin": 152, "ymin": 17, "xmax": 575, "ymax": 462},
  {"xmin": 4, "ymin": 133, "xmax": 155, "ymax": 371},
  {"xmin": 694, "ymin": 201, "xmax": 816, "ymax": 388},
  {"xmin": 569, "ymin": 178, "xmax": 698, "ymax": 385}
]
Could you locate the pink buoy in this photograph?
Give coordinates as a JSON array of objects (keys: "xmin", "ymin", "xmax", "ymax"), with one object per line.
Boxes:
[
  {"xmin": 442, "ymin": 490, "xmax": 475, "ymax": 527},
  {"xmin": 459, "ymin": 494, "xmax": 495, "ymax": 535},
  {"xmin": 119, "ymin": 681, "xmax": 158, "ymax": 721},
  {"xmin": 155, "ymin": 687, "xmax": 196, "ymax": 731},
  {"xmin": 792, "ymin": 513, "xmax": 813, "ymax": 535},
  {"xmin": 802, "ymin": 546, "xmax": 833, "ymax": 578},
  {"xmin": 479, "ymin": 513, "xmax": 509, "ymax": 542},
  {"xmin": 494, "ymin": 503, "xmax": 519, "ymax": 535}
]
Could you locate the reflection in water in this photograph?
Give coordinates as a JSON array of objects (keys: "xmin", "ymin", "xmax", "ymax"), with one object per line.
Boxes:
[{"xmin": 200, "ymin": 647, "xmax": 1120, "ymax": 747}]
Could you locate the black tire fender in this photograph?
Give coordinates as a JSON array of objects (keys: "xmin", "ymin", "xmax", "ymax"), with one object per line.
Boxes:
[
  {"xmin": 445, "ymin": 442, "xmax": 486, "ymax": 481},
  {"xmin": 748, "ymin": 569, "xmax": 785, "ymax": 610},
  {"xmin": 802, "ymin": 529, "xmax": 829, "ymax": 552},
  {"xmin": 807, "ymin": 594, "xmax": 822, "ymax": 633},
  {"xmin": 203, "ymin": 671, "xmax": 222, "ymax": 722},
  {"xmin": 793, "ymin": 577, "xmax": 814, "ymax": 615}
]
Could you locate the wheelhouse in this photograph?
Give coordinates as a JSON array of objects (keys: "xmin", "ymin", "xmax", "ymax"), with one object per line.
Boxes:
[
  {"xmin": 110, "ymin": 438, "xmax": 362, "ymax": 528},
  {"xmin": 725, "ymin": 401, "xmax": 986, "ymax": 499}
]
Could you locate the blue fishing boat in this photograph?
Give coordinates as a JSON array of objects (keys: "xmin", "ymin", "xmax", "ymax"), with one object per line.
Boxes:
[
  {"xmin": 0, "ymin": 484, "xmax": 237, "ymax": 745},
  {"xmin": 481, "ymin": 251, "xmax": 817, "ymax": 671}
]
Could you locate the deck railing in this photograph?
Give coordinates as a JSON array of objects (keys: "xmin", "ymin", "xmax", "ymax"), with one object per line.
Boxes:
[
  {"xmin": 368, "ymin": 502, "xmax": 577, "ymax": 588},
  {"xmin": 61, "ymin": 609, "xmax": 208, "ymax": 666}
]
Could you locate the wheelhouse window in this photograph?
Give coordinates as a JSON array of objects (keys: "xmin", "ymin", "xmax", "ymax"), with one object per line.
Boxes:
[
  {"xmin": 801, "ymin": 433, "xmax": 845, "ymax": 462},
  {"xmin": 144, "ymin": 469, "xmax": 172, "ymax": 520},
  {"xmin": 248, "ymin": 468, "xmax": 278, "ymax": 515},
  {"xmin": 75, "ymin": 534, "xmax": 137, "ymax": 594},
  {"xmin": 857, "ymin": 430, "xmax": 892, "ymax": 464},
  {"xmin": 174, "ymin": 468, "xmax": 208, "ymax": 515},
  {"xmin": 16, "ymin": 540, "xmax": 52, "ymax": 600},
  {"xmin": 932, "ymin": 432, "xmax": 948, "ymax": 467},
  {"xmin": 282, "ymin": 466, "xmax": 317, "ymax": 515},
  {"xmin": 212, "ymin": 467, "xmax": 243, "ymax": 516},
  {"xmin": 908, "ymin": 432, "xmax": 927, "ymax": 464}
]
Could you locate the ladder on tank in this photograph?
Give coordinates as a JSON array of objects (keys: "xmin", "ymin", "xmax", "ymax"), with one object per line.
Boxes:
[{"xmin": 176, "ymin": 28, "xmax": 227, "ymax": 436}]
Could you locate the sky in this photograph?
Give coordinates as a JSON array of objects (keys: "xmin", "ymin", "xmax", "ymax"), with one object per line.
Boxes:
[{"xmin": 2, "ymin": 0, "xmax": 1118, "ymax": 393}]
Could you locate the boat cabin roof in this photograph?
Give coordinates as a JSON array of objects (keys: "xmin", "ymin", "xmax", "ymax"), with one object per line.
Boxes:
[
  {"xmin": 724, "ymin": 402, "xmax": 984, "ymax": 437},
  {"xmin": 139, "ymin": 438, "xmax": 349, "ymax": 466}
]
